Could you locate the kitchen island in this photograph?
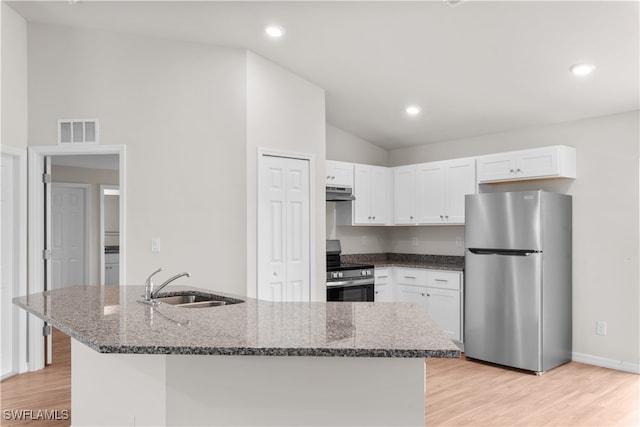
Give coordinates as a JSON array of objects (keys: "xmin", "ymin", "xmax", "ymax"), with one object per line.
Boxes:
[{"xmin": 14, "ymin": 285, "xmax": 459, "ymax": 426}]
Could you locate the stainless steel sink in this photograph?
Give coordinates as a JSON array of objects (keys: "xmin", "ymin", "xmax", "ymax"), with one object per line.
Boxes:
[{"xmin": 153, "ymin": 292, "xmax": 243, "ymax": 308}]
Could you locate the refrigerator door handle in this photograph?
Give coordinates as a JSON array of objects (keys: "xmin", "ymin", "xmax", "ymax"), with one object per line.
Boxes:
[{"xmin": 468, "ymin": 249, "xmax": 540, "ymax": 256}]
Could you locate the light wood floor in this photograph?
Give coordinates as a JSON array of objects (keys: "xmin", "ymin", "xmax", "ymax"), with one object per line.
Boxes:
[
  {"xmin": 426, "ymin": 356, "xmax": 640, "ymax": 426},
  {"xmin": 1, "ymin": 329, "xmax": 71, "ymax": 427},
  {"xmin": 1, "ymin": 333, "xmax": 638, "ymax": 427}
]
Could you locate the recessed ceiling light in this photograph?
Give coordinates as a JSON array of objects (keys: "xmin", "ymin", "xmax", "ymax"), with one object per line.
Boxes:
[
  {"xmin": 406, "ymin": 105, "xmax": 421, "ymax": 116},
  {"xmin": 265, "ymin": 25, "xmax": 285, "ymax": 38},
  {"xmin": 569, "ymin": 63, "xmax": 595, "ymax": 76}
]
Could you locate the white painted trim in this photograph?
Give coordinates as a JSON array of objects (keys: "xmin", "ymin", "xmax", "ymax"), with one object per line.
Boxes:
[
  {"xmin": 0, "ymin": 146, "xmax": 28, "ymax": 375},
  {"xmin": 257, "ymin": 148, "xmax": 317, "ymax": 302},
  {"xmin": 572, "ymin": 352, "xmax": 640, "ymax": 374},
  {"xmin": 51, "ymin": 182, "xmax": 91, "ymax": 286},
  {"xmin": 27, "ymin": 144, "xmax": 126, "ymax": 371}
]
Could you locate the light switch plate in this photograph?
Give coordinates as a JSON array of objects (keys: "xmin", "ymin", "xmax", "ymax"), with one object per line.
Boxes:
[{"xmin": 151, "ymin": 238, "xmax": 161, "ymax": 253}]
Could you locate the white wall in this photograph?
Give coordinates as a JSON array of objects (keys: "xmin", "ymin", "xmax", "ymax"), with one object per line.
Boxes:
[
  {"xmin": 1, "ymin": 2, "xmax": 28, "ymax": 150},
  {"xmin": 326, "ymin": 124, "xmax": 388, "ymax": 167},
  {"xmin": 325, "ymin": 124, "xmax": 391, "ymax": 254},
  {"xmin": 389, "ymin": 111, "xmax": 640, "ymax": 369},
  {"xmin": 246, "ymin": 52, "xmax": 326, "ymax": 300},
  {"xmin": 27, "ymin": 23, "xmax": 248, "ymax": 295},
  {"xmin": 51, "ymin": 165, "xmax": 119, "ymax": 286}
]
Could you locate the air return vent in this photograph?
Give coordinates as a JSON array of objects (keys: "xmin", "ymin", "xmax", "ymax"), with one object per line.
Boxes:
[{"xmin": 58, "ymin": 119, "xmax": 99, "ymax": 145}]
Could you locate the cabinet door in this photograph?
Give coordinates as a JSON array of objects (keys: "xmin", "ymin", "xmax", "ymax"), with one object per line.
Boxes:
[
  {"xmin": 105, "ymin": 263, "xmax": 119, "ymax": 285},
  {"xmin": 326, "ymin": 160, "xmax": 353, "ymax": 187},
  {"xmin": 426, "ymin": 287, "xmax": 461, "ymax": 341},
  {"xmin": 477, "ymin": 152, "xmax": 516, "ymax": 183},
  {"xmin": 393, "ymin": 165, "xmax": 417, "ymax": 224},
  {"xmin": 416, "ymin": 162, "xmax": 445, "ymax": 224},
  {"xmin": 397, "ymin": 284, "xmax": 428, "ymax": 312},
  {"xmin": 445, "ymin": 158, "xmax": 476, "ymax": 224},
  {"xmin": 370, "ymin": 166, "xmax": 389, "ymax": 224},
  {"xmin": 353, "ymin": 165, "xmax": 373, "ymax": 223},
  {"xmin": 375, "ymin": 284, "xmax": 394, "ymax": 302},
  {"xmin": 516, "ymin": 146, "xmax": 560, "ymax": 179}
]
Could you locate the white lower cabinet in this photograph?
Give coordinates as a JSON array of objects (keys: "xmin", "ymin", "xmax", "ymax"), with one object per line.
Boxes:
[
  {"xmin": 385, "ymin": 267, "xmax": 463, "ymax": 343},
  {"xmin": 374, "ymin": 268, "xmax": 394, "ymax": 302},
  {"xmin": 105, "ymin": 253, "xmax": 119, "ymax": 285}
]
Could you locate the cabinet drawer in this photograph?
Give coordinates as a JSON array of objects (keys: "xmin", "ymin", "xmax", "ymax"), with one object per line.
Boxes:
[
  {"xmin": 396, "ymin": 268, "xmax": 427, "ymax": 285},
  {"xmin": 426, "ymin": 270, "xmax": 460, "ymax": 290},
  {"xmin": 105, "ymin": 253, "xmax": 119, "ymax": 264},
  {"xmin": 375, "ymin": 268, "xmax": 391, "ymax": 285}
]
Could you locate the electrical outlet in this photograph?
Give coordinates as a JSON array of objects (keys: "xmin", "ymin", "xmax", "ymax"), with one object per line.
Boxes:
[
  {"xmin": 596, "ymin": 321, "xmax": 607, "ymax": 336},
  {"xmin": 411, "ymin": 236, "xmax": 418, "ymax": 246},
  {"xmin": 456, "ymin": 236, "xmax": 463, "ymax": 247}
]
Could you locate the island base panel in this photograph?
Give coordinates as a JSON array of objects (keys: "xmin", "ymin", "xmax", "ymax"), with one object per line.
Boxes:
[{"xmin": 71, "ymin": 340, "xmax": 425, "ymax": 426}]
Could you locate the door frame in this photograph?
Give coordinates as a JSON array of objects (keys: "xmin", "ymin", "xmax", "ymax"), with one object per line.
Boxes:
[
  {"xmin": 257, "ymin": 148, "xmax": 316, "ymax": 302},
  {"xmin": 28, "ymin": 144, "xmax": 126, "ymax": 371},
  {"xmin": 0, "ymin": 146, "xmax": 28, "ymax": 376},
  {"xmin": 51, "ymin": 182, "xmax": 91, "ymax": 287}
]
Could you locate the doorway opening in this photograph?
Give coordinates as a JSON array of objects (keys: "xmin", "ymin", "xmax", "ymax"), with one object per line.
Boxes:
[{"xmin": 28, "ymin": 145, "xmax": 126, "ymax": 371}]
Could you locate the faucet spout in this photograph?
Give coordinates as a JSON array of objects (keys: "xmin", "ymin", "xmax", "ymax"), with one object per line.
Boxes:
[{"xmin": 150, "ymin": 272, "xmax": 191, "ymax": 299}]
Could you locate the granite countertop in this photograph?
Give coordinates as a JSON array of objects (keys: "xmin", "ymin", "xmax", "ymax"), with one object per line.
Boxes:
[
  {"xmin": 342, "ymin": 253, "xmax": 464, "ymax": 272},
  {"xmin": 13, "ymin": 285, "xmax": 459, "ymax": 359}
]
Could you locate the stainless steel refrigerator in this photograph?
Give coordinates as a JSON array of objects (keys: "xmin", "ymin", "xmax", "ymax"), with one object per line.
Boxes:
[{"xmin": 464, "ymin": 190, "xmax": 572, "ymax": 373}]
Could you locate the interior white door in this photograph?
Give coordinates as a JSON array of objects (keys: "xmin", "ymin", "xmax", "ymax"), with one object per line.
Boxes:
[
  {"xmin": 258, "ymin": 155, "xmax": 310, "ymax": 302},
  {"xmin": 51, "ymin": 183, "xmax": 89, "ymax": 289}
]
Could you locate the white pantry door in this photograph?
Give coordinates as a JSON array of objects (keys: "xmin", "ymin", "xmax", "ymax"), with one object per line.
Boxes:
[
  {"xmin": 51, "ymin": 183, "xmax": 89, "ymax": 288},
  {"xmin": 258, "ymin": 155, "xmax": 310, "ymax": 302}
]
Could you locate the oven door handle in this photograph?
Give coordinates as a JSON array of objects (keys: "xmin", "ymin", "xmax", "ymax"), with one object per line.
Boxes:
[{"xmin": 327, "ymin": 279, "xmax": 374, "ymax": 288}]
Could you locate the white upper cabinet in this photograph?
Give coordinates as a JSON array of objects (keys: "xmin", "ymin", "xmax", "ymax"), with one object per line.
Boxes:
[
  {"xmin": 445, "ymin": 158, "xmax": 477, "ymax": 224},
  {"xmin": 353, "ymin": 164, "xmax": 390, "ymax": 225},
  {"xmin": 477, "ymin": 145, "xmax": 576, "ymax": 183},
  {"xmin": 416, "ymin": 158, "xmax": 476, "ymax": 225},
  {"xmin": 393, "ymin": 165, "xmax": 418, "ymax": 224},
  {"xmin": 325, "ymin": 160, "xmax": 354, "ymax": 187},
  {"xmin": 417, "ymin": 162, "xmax": 445, "ymax": 224}
]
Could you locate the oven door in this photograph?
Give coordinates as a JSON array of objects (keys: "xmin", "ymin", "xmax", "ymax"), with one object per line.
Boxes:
[{"xmin": 326, "ymin": 279, "xmax": 374, "ymax": 302}]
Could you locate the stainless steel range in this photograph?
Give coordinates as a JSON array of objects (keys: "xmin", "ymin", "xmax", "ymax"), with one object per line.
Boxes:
[{"xmin": 326, "ymin": 240, "xmax": 374, "ymax": 302}]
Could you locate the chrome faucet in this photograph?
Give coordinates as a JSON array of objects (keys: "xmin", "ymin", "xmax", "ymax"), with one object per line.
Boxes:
[
  {"xmin": 143, "ymin": 268, "xmax": 163, "ymax": 302},
  {"xmin": 150, "ymin": 271, "xmax": 191, "ymax": 300}
]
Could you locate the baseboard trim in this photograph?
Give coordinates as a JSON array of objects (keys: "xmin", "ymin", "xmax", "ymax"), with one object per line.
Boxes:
[{"xmin": 572, "ymin": 352, "xmax": 640, "ymax": 374}]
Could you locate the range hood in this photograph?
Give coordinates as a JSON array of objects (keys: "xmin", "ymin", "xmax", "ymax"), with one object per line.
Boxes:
[{"xmin": 326, "ymin": 186, "xmax": 355, "ymax": 202}]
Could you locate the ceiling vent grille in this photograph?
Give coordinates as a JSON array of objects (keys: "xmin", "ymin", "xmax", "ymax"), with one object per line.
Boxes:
[{"xmin": 58, "ymin": 119, "xmax": 99, "ymax": 145}]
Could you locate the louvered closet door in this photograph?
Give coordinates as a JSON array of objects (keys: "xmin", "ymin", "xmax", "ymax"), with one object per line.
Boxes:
[{"xmin": 258, "ymin": 155, "xmax": 310, "ymax": 302}]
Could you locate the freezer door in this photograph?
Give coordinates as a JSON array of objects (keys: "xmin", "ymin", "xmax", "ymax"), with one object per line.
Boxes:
[
  {"xmin": 465, "ymin": 191, "xmax": 542, "ymax": 251},
  {"xmin": 464, "ymin": 250, "xmax": 542, "ymax": 372}
]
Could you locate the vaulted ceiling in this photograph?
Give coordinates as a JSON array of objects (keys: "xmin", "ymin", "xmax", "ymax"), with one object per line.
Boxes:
[{"xmin": 9, "ymin": 1, "xmax": 639, "ymax": 149}]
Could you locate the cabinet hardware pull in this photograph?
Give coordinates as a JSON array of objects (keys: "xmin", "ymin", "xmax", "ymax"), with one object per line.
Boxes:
[
  {"xmin": 375, "ymin": 291, "xmax": 379, "ymax": 294},
  {"xmin": 434, "ymin": 278, "xmax": 448, "ymax": 282},
  {"xmin": 510, "ymin": 169, "xmax": 515, "ymax": 173},
  {"xmin": 377, "ymin": 276, "xmax": 388, "ymax": 279},
  {"xmin": 404, "ymin": 276, "xmax": 416, "ymax": 279},
  {"xmin": 516, "ymin": 168, "xmax": 521, "ymax": 173},
  {"xmin": 409, "ymin": 216, "xmax": 413, "ymax": 220},
  {"xmin": 372, "ymin": 216, "xmax": 375, "ymax": 220},
  {"xmin": 426, "ymin": 293, "xmax": 430, "ymax": 297},
  {"xmin": 422, "ymin": 293, "xmax": 426, "ymax": 297}
]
